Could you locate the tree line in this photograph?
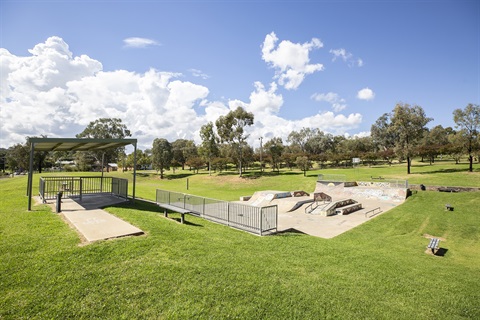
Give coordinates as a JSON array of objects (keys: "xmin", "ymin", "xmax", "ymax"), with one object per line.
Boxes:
[{"xmin": 1, "ymin": 103, "xmax": 479, "ymax": 177}]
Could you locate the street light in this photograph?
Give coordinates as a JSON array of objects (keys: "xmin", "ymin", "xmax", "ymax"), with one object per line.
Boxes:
[{"xmin": 259, "ymin": 137, "xmax": 263, "ymax": 172}]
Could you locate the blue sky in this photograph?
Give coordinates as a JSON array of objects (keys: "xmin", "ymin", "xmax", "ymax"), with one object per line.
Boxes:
[{"xmin": 1, "ymin": 0, "xmax": 479, "ymax": 150}]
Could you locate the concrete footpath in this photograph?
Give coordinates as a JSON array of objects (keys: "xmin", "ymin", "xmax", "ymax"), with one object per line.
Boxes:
[{"xmin": 38, "ymin": 195, "xmax": 144, "ymax": 243}]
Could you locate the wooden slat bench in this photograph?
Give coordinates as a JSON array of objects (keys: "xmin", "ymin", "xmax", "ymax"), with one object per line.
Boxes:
[
  {"xmin": 157, "ymin": 203, "xmax": 192, "ymax": 224},
  {"xmin": 427, "ymin": 238, "xmax": 440, "ymax": 254}
]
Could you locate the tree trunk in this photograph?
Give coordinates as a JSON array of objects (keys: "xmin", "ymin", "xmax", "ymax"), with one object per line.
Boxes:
[{"xmin": 407, "ymin": 156, "xmax": 411, "ymax": 174}]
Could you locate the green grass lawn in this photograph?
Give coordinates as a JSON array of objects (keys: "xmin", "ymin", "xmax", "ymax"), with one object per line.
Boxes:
[{"xmin": 1, "ymin": 162, "xmax": 479, "ymax": 319}]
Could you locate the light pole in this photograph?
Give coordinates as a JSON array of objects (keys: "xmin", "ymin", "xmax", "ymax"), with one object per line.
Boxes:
[{"xmin": 259, "ymin": 137, "xmax": 263, "ymax": 172}]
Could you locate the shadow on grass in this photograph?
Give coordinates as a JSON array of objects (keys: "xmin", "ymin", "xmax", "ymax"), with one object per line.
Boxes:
[
  {"xmin": 414, "ymin": 167, "xmax": 476, "ymax": 175},
  {"xmin": 111, "ymin": 199, "xmax": 204, "ymax": 227},
  {"xmin": 434, "ymin": 248, "xmax": 448, "ymax": 257},
  {"xmin": 275, "ymin": 228, "xmax": 308, "ymax": 236},
  {"xmin": 164, "ymin": 173, "xmax": 196, "ymax": 180},
  {"xmin": 215, "ymin": 170, "xmax": 305, "ymax": 179}
]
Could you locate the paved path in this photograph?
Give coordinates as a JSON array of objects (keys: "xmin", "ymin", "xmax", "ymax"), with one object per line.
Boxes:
[{"xmin": 39, "ymin": 195, "xmax": 144, "ymax": 243}]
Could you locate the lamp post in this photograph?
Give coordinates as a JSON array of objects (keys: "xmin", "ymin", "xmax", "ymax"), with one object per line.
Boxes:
[{"xmin": 259, "ymin": 137, "xmax": 263, "ymax": 172}]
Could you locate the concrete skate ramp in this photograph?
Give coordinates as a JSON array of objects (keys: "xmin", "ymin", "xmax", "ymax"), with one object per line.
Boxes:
[
  {"xmin": 244, "ymin": 190, "xmax": 313, "ymax": 213},
  {"xmin": 315, "ymin": 181, "xmax": 407, "ymax": 202}
]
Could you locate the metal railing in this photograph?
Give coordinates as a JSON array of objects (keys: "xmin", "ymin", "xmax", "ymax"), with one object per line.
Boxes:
[
  {"xmin": 39, "ymin": 176, "xmax": 128, "ymax": 201},
  {"xmin": 156, "ymin": 189, "xmax": 277, "ymax": 236},
  {"xmin": 317, "ymin": 174, "xmax": 347, "ymax": 182}
]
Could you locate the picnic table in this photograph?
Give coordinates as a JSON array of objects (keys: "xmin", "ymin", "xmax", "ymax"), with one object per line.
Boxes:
[{"xmin": 427, "ymin": 238, "xmax": 441, "ymax": 254}]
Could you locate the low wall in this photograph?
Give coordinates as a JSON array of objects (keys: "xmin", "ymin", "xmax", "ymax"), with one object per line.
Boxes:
[{"xmin": 410, "ymin": 184, "xmax": 480, "ymax": 192}]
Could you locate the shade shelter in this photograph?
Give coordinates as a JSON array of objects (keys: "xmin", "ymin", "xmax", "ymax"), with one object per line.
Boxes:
[{"xmin": 27, "ymin": 137, "xmax": 138, "ymax": 211}]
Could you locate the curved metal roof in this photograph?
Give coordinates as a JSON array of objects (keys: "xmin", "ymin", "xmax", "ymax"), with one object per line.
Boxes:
[{"xmin": 28, "ymin": 137, "xmax": 137, "ymax": 151}]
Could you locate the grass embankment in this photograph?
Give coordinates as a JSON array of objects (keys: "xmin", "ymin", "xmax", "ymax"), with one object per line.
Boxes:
[{"xmin": 1, "ymin": 162, "xmax": 479, "ymax": 319}]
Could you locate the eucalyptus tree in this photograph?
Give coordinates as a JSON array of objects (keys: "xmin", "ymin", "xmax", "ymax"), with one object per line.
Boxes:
[
  {"xmin": 76, "ymin": 118, "xmax": 131, "ymax": 171},
  {"xmin": 6, "ymin": 143, "xmax": 28, "ymax": 173},
  {"xmin": 151, "ymin": 138, "xmax": 173, "ymax": 179},
  {"xmin": 447, "ymin": 131, "xmax": 467, "ymax": 164},
  {"xmin": 215, "ymin": 106, "xmax": 254, "ymax": 177},
  {"xmin": 372, "ymin": 103, "xmax": 432, "ymax": 174},
  {"xmin": 417, "ymin": 125, "xmax": 450, "ymax": 164},
  {"xmin": 453, "ymin": 103, "xmax": 480, "ymax": 172},
  {"xmin": 264, "ymin": 137, "xmax": 284, "ymax": 172},
  {"xmin": 295, "ymin": 156, "xmax": 311, "ymax": 177},
  {"xmin": 198, "ymin": 122, "xmax": 219, "ymax": 175},
  {"xmin": 172, "ymin": 139, "xmax": 197, "ymax": 170},
  {"xmin": 371, "ymin": 113, "xmax": 396, "ymax": 153}
]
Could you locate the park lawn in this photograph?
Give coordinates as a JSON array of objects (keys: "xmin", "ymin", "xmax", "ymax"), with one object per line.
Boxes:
[
  {"xmin": 92, "ymin": 159, "xmax": 478, "ymax": 202},
  {"xmin": 1, "ymin": 166, "xmax": 479, "ymax": 319}
]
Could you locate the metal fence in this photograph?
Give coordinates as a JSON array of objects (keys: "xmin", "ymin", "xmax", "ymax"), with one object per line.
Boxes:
[
  {"xmin": 39, "ymin": 176, "xmax": 128, "ymax": 201},
  {"xmin": 317, "ymin": 174, "xmax": 347, "ymax": 182},
  {"xmin": 156, "ymin": 189, "xmax": 277, "ymax": 236}
]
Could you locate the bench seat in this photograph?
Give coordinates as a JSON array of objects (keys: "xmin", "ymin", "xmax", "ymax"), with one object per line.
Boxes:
[{"xmin": 157, "ymin": 203, "xmax": 192, "ymax": 224}]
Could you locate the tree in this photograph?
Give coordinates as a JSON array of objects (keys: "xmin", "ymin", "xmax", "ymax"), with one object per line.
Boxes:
[
  {"xmin": 215, "ymin": 106, "xmax": 254, "ymax": 177},
  {"xmin": 295, "ymin": 156, "xmax": 311, "ymax": 177},
  {"xmin": 6, "ymin": 143, "xmax": 28, "ymax": 173},
  {"xmin": 185, "ymin": 156, "xmax": 205, "ymax": 173},
  {"xmin": 373, "ymin": 103, "xmax": 432, "ymax": 174},
  {"xmin": 198, "ymin": 122, "xmax": 219, "ymax": 175},
  {"xmin": 171, "ymin": 139, "xmax": 198, "ymax": 170},
  {"xmin": 371, "ymin": 113, "xmax": 397, "ymax": 155},
  {"xmin": 76, "ymin": 118, "xmax": 131, "ymax": 172},
  {"xmin": 453, "ymin": 104, "xmax": 480, "ymax": 172},
  {"xmin": 264, "ymin": 137, "xmax": 284, "ymax": 172},
  {"xmin": 151, "ymin": 138, "xmax": 173, "ymax": 179},
  {"xmin": 444, "ymin": 130, "xmax": 463, "ymax": 163},
  {"xmin": 417, "ymin": 125, "xmax": 449, "ymax": 164}
]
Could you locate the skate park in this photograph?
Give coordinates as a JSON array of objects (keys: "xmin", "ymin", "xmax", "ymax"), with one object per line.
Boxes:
[{"xmin": 240, "ymin": 175, "xmax": 408, "ymax": 238}]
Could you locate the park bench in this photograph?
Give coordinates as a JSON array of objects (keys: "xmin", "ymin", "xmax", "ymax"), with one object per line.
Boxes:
[
  {"xmin": 427, "ymin": 238, "xmax": 440, "ymax": 254},
  {"xmin": 157, "ymin": 203, "xmax": 193, "ymax": 224},
  {"xmin": 445, "ymin": 203, "xmax": 454, "ymax": 211},
  {"xmin": 371, "ymin": 176, "xmax": 384, "ymax": 180}
]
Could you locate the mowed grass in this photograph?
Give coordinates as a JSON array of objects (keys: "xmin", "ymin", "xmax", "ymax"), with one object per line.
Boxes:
[{"xmin": 1, "ymin": 162, "xmax": 479, "ymax": 319}]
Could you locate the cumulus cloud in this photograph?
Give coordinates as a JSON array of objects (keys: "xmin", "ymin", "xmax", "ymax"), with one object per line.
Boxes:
[
  {"xmin": 1, "ymin": 37, "xmax": 363, "ymax": 150},
  {"xmin": 123, "ymin": 37, "xmax": 160, "ymax": 48},
  {"xmin": 357, "ymin": 87, "xmax": 375, "ymax": 100},
  {"xmin": 261, "ymin": 32, "xmax": 324, "ymax": 90},
  {"xmin": 311, "ymin": 92, "xmax": 347, "ymax": 112},
  {"xmin": 330, "ymin": 48, "xmax": 363, "ymax": 67}
]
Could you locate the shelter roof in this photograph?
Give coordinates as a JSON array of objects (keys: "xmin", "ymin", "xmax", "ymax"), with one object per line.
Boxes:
[{"xmin": 28, "ymin": 137, "xmax": 137, "ymax": 151}]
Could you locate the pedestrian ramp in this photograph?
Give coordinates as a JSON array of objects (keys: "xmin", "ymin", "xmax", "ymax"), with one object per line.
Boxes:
[{"xmin": 39, "ymin": 195, "xmax": 144, "ymax": 243}]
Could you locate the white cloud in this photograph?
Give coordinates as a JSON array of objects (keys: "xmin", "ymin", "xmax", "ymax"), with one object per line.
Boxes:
[
  {"xmin": 188, "ymin": 68, "xmax": 210, "ymax": 80},
  {"xmin": 0, "ymin": 37, "xmax": 364, "ymax": 150},
  {"xmin": 330, "ymin": 48, "xmax": 363, "ymax": 67},
  {"xmin": 311, "ymin": 92, "xmax": 347, "ymax": 112},
  {"xmin": 262, "ymin": 32, "xmax": 324, "ymax": 90},
  {"xmin": 123, "ymin": 37, "xmax": 160, "ymax": 48},
  {"xmin": 357, "ymin": 87, "xmax": 375, "ymax": 100}
]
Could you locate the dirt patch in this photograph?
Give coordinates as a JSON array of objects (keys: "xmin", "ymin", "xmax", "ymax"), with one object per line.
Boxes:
[{"xmin": 423, "ymin": 234, "xmax": 447, "ymax": 241}]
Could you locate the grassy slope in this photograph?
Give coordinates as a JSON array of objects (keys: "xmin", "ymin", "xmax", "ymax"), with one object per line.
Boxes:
[{"xmin": 1, "ymin": 162, "xmax": 479, "ymax": 319}]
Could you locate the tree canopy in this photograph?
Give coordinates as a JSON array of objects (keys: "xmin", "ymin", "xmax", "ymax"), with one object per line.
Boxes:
[
  {"xmin": 453, "ymin": 104, "xmax": 480, "ymax": 172},
  {"xmin": 215, "ymin": 107, "xmax": 254, "ymax": 176}
]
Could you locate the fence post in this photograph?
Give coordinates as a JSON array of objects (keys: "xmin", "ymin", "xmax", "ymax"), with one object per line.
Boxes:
[
  {"xmin": 227, "ymin": 202, "xmax": 230, "ymax": 226},
  {"xmin": 79, "ymin": 178, "xmax": 83, "ymax": 201},
  {"xmin": 260, "ymin": 208, "xmax": 263, "ymax": 236}
]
